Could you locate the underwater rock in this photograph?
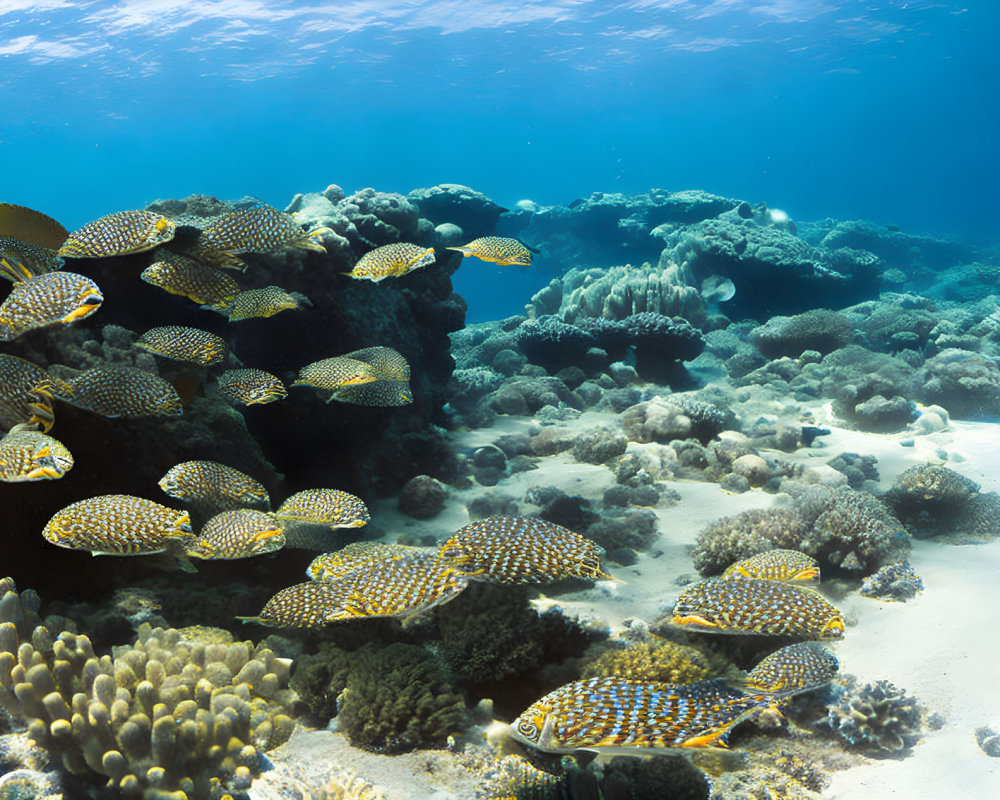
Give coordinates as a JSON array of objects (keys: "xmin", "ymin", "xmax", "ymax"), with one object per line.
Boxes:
[
  {"xmin": 397, "ymin": 474, "xmax": 449, "ymax": 520},
  {"xmin": 918, "ymin": 348, "xmax": 1000, "ymax": 418},
  {"xmin": 691, "ymin": 508, "xmax": 808, "ymax": 576},
  {"xmin": 407, "ymin": 183, "xmax": 507, "ymax": 236},
  {"xmin": 571, "ymin": 427, "xmax": 628, "ymax": 464},
  {"xmin": 975, "ymin": 726, "xmax": 1000, "ymax": 758},
  {"xmin": 622, "ymin": 397, "xmax": 692, "ymax": 443}
]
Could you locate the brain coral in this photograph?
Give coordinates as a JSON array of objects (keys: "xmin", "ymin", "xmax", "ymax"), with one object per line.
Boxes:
[{"xmin": 0, "ymin": 577, "xmax": 294, "ymax": 798}]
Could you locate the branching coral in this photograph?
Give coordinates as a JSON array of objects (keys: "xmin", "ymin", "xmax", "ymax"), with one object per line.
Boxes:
[
  {"xmin": 336, "ymin": 643, "xmax": 467, "ymax": 754},
  {"xmin": 0, "ymin": 578, "xmax": 295, "ymax": 798},
  {"xmin": 817, "ymin": 677, "xmax": 924, "ymax": 753}
]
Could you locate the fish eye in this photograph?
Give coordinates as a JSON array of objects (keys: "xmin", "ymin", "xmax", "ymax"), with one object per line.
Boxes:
[{"xmin": 516, "ymin": 719, "xmax": 539, "ymax": 738}]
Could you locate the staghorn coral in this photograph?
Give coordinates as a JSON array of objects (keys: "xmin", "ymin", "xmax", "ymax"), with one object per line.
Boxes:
[
  {"xmin": 691, "ymin": 509, "xmax": 809, "ymax": 576},
  {"xmin": 817, "ymin": 677, "xmax": 924, "ymax": 753},
  {"xmin": 580, "ymin": 641, "xmax": 712, "ymax": 685},
  {"xmin": 794, "ymin": 486, "xmax": 910, "ymax": 574},
  {"xmin": 336, "ymin": 643, "xmax": 467, "ymax": 754},
  {"xmin": 1, "ymin": 578, "xmax": 295, "ymax": 799}
]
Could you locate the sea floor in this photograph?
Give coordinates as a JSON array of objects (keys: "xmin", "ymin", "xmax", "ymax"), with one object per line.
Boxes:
[{"xmin": 255, "ymin": 406, "xmax": 1000, "ymax": 799}]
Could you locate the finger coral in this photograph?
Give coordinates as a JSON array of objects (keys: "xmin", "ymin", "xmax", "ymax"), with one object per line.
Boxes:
[
  {"xmin": 817, "ymin": 677, "xmax": 924, "ymax": 753},
  {"xmin": 1, "ymin": 577, "xmax": 295, "ymax": 798}
]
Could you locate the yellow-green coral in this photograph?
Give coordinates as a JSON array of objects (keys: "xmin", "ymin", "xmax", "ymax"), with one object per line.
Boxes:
[
  {"xmin": 478, "ymin": 753, "xmax": 565, "ymax": 800},
  {"xmin": 1, "ymin": 577, "xmax": 296, "ymax": 798},
  {"xmin": 580, "ymin": 641, "xmax": 712, "ymax": 685}
]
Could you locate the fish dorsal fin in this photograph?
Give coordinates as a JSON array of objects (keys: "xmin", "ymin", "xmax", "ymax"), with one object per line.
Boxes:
[
  {"xmin": 0, "ymin": 255, "xmax": 32, "ymax": 284},
  {"xmin": 0, "ymin": 202, "xmax": 69, "ymax": 249}
]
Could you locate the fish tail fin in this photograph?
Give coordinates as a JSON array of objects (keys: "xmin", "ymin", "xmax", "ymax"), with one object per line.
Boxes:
[{"xmin": 0, "ymin": 256, "xmax": 32, "ymax": 283}]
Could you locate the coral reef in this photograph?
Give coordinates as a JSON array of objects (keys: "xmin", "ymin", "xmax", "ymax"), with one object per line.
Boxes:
[
  {"xmin": 858, "ymin": 563, "xmax": 924, "ymax": 602},
  {"xmin": 882, "ymin": 463, "xmax": 981, "ymax": 536},
  {"xmin": 580, "ymin": 641, "xmax": 712, "ymax": 685},
  {"xmin": 817, "ymin": 677, "xmax": 924, "ymax": 753},
  {"xmin": 750, "ymin": 310, "xmax": 856, "ymax": 359},
  {"xmin": 1, "ymin": 577, "xmax": 295, "ymax": 797},
  {"xmin": 397, "ymin": 474, "xmax": 449, "ymax": 520},
  {"xmin": 691, "ymin": 509, "xmax": 808, "ymax": 576},
  {"xmin": 336, "ymin": 643, "xmax": 467, "ymax": 754}
]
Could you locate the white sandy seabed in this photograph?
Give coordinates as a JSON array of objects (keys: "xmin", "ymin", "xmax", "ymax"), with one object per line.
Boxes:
[{"xmin": 262, "ymin": 412, "xmax": 1000, "ymax": 799}]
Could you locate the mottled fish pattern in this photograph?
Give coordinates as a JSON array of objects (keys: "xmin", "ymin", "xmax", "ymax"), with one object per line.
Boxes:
[
  {"xmin": 227, "ymin": 286, "xmax": 299, "ymax": 321},
  {"xmin": 510, "ymin": 678, "xmax": 770, "ymax": 754},
  {"xmin": 722, "ymin": 549, "xmax": 820, "ymax": 585},
  {"xmin": 736, "ymin": 642, "xmax": 839, "ymax": 697},
  {"xmin": 216, "ymin": 369, "xmax": 287, "ymax": 405},
  {"xmin": 42, "ymin": 494, "xmax": 192, "ymax": 556},
  {"xmin": 0, "ymin": 236, "xmax": 60, "ymax": 277},
  {"xmin": 447, "ymin": 236, "xmax": 532, "ymax": 266},
  {"xmin": 0, "ymin": 271, "xmax": 103, "ymax": 341},
  {"xmin": 439, "ymin": 515, "xmax": 608, "ymax": 584},
  {"xmin": 670, "ymin": 578, "xmax": 845, "ymax": 640},
  {"xmin": 291, "ymin": 356, "xmax": 377, "ymax": 392},
  {"xmin": 134, "ymin": 326, "xmax": 228, "ymax": 366},
  {"xmin": 0, "ymin": 425, "xmax": 73, "ymax": 482},
  {"xmin": 347, "ymin": 242, "xmax": 436, "ymax": 282},
  {"xmin": 140, "ymin": 252, "xmax": 240, "ymax": 311},
  {"xmin": 186, "ymin": 509, "xmax": 284, "ymax": 560},
  {"xmin": 306, "ymin": 542, "xmax": 422, "ymax": 582},
  {"xmin": 0, "ymin": 354, "xmax": 57, "ymax": 432},
  {"xmin": 274, "ymin": 488, "xmax": 370, "ymax": 529},
  {"xmin": 201, "ymin": 204, "xmax": 326, "ymax": 264},
  {"xmin": 51, "ymin": 365, "xmax": 183, "ymax": 418},
  {"xmin": 242, "ymin": 550, "xmax": 468, "ymax": 627},
  {"xmin": 57, "ymin": 210, "xmax": 176, "ymax": 259},
  {"xmin": 158, "ymin": 460, "xmax": 270, "ymax": 511}
]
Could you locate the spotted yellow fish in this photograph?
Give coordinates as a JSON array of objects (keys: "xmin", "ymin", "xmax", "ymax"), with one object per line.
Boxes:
[
  {"xmin": 216, "ymin": 369, "xmax": 287, "ymax": 406},
  {"xmin": 439, "ymin": 516, "xmax": 609, "ymax": 584},
  {"xmin": 0, "ymin": 236, "xmax": 60, "ymax": 277},
  {"xmin": 186, "ymin": 509, "xmax": 285, "ymax": 560},
  {"xmin": 332, "ymin": 379, "xmax": 413, "ymax": 407},
  {"xmin": 344, "ymin": 346, "xmax": 411, "ymax": 381},
  {"xmin": 57, "ymin": 210, "xmax": 176, "ymax": 259},
  {"xmin": 42, "ymin": 495, "xmax": 193, "ymax": 556},
  {"xmin": 134, "ymin": 326, "xmax": 228, "ymax": 366},
  {"xmin": 140, "ymin": 252, "xmax": 240, "ymax": 312},
  {"xmin": 227, "ymin": 286, "xmax": 300, "ymax": 322},
  {"xmin": 0, "ymin": 266, "xmax": 103, "ymax": 342},
  {"xmin": 306, "ymin": 542, "xmax": 422, "ymax": 582},
  {"xmin": 274, "ymin": 488, "xmax": 370, "ymax": 529},
  {"xmin": 346, "ymin": 243, "xmax": 436, "ymax": 282},
  {"xmin": 51, "ymin": 365, "xmax": 183, "ymax": 418},
  {"xmin": 240, "ymin": 550, "xmax": 468, "ymax": 627},
  {"xmin": 0, "ymin": 424, "xmax": 73, "ymax": 482},
  {"xmin": 669, "ymin": 578, "xmax": 845, "ymax": 640},
  {"xmin": 735, "ymin": 642, "xmax": 839, "ymax": 698},
  {"xmin": 158, "ymin": 460, "xmax": 270, "ymax": 511},
  {"xmin": 291, "ymin": 356, "xmax": 377, "ymax": 394},
  {"xmin": 0, "ymin": 354, "xmax": 58, "ymax": 432},
  {"xmin": 722, "ymin": 549, "xmax": 820, "ymax": 585},
  {"xmin": 510, "ymin": 677, "xmax": 771, "ymax": 754},
  {"xmin": 447, "ymin": 236, "xmax": 532, "ymax": 267},
  {"xmin": 201, "ymin": 203, "xmax": 327, "ymax": 268}
]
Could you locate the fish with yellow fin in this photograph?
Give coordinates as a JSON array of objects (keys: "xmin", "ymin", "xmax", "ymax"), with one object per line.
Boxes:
[
  {"xmin": 134, "ymin": 326, "xmax": 228, "ymax": 366},
  {"xmin": 186, "ymin": 509, "xmax": 285, "ymax": 560},
  {"xmin": 140, "ymin": 252, "xmax": 240, "ymax": 312},
  {"xmin": 0, "ymin": 424, "xmax": 73, "ymax": 482},
  {"xmin": 346, "ymin": 242, "xmax": 436, "ymax": 282},
  {"xmin": 0, "ymin": 258, "xmax": 103, "ymax": 341},
  {"xmin": 57, "ymin": 210, "xmax": 176, "ymax": 259},
  {"xmin": 227, "ymin": 286, "xmax": 300, "ymax": 321},
  {"xmin": 510, "ymin": 677, "xmax": 771, "ymax": 754},
  {"xmin": 201, "ymin": 203, "xmax": 327, "ymax": 268},
  {"xmin": 216, "ymin": 369, "xmax": 287, "ymax": 405},
  {"xmin": 50, "ymin": 364, "xmax": 183, "ymax": 418},
  {"xmin": 447, "ymin": 236, "xmax": 533, "ymax": 266},
  {"xmin": 0, "ymin": 354, "xmax": 58, "ymax": 432}
]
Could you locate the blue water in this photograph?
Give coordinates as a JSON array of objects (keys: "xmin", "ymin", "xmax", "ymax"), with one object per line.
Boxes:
[{"xmin": 3, "ymin": 1, "xmax": 997, "ymax": 298}]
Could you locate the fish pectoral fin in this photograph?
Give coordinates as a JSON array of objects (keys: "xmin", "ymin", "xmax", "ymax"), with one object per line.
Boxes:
[
  {"xmin": 536, "ymin": 715, "xmax": 560, "ymax": 752},
  {"xmin": 679, "ymin": 727, "xmax": 730, "ymax": 748},
  {"xmin": 671, "ymin": 613, "xmax": 720, "ymax": 629}
]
